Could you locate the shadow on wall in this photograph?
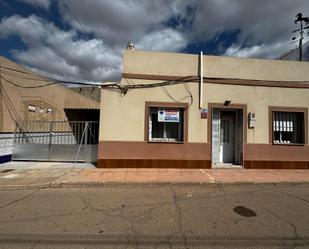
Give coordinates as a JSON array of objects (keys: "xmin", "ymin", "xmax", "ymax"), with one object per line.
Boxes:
[
  {"xmin": 64, "ymin": 109, "xmax": 100, "ymax": 145},
  {"xmin": 64, "ymin": 109, "xmax": 100, "ymax": 122}
]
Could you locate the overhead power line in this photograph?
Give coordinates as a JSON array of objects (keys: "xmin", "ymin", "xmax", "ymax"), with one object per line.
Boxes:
[
  {"xmin": 60, "ymin": 0, "xmax": 116, "ymax": 68},
  {"xmin": 0, "ymin": 81, "xmax": 32, "ymax": 137},
  {"xmin": 2, "ymin": 64, "xmax": 309, "ymax": 96},
  {"xmin": 0, "ymin": 74, "xmax": 102, "ymax": 88},
  {"xmin": 0, "ymin": 66, "xmax": 195, "ymax": 93},
  {"xmin": 61, "ymin": 1, "xmax": 88, "ymax": 36},
  {"xmin": 0, "ymin": 65, "xmax": 122, "ymax": 91},
  {"xmin": 59, "ymin": 0, "xmax": 132, "ymax": 85},
  {"xmin": 0, "ymin": 65, "xmax": 51, "ymax": 78},
  {"xmin": 0, "ymin": 74, "xmax": 122, "ymax": 91},
  {"xmin": 0, "ymin": 65, "xmax": 105, "ymax": 87}
]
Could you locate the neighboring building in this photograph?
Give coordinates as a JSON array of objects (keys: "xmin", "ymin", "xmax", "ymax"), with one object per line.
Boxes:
[
  {"xmin": 0, "ymin": 56, "xmax": 100, "ymax": 163},
  {"xmin": 99, "ymin": 49, "xmax": 309, "ymax": 169},
  {"xmin": 0, "ymin": 56, "xmax": 100, "ymax": 131}
]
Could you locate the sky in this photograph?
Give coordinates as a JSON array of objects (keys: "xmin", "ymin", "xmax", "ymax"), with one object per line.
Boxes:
[{"xmin": 0, "ymin": 0, "xmax": 308, "ymax": 83}]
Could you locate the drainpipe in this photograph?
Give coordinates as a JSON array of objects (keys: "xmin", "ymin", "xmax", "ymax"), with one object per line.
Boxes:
[{"xmin": 199, "ymin": 51, "xmax": 203, "ymax": 109}]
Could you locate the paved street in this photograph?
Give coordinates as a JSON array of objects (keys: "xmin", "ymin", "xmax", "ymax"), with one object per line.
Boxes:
[{"xmin": 0, "ymin": 185, "xmax": 308, "ymax": 248}]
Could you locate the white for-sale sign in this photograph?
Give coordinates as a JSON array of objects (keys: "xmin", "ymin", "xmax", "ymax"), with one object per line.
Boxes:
[{"xmin": 158, "ymin": 109, "xmax": 179, "ymax": 122}]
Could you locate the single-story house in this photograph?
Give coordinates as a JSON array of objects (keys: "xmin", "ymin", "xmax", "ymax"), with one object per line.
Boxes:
[{"xmin": 98, "ymin": 48, "xmax": 309, "ymax": 169}]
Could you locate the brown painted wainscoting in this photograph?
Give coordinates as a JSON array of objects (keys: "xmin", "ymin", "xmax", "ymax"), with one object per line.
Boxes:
[
  {"xmin": 97, "ymin": 142, "xmax": 309, "ymax": 169},
  {"xmin": 244, "ymin": 144, "xmax": 309, "ymax": 169},
  {"xmin": 97, "ymin": 159, "xmax": 211, "ymax": 168},
  {"xmin": 98, "ymin": 141, "xmax": 211, "ymax": 168},
  {"xmin": 244, "ymin": 161, "xmax": 309, "ymax": 169}
]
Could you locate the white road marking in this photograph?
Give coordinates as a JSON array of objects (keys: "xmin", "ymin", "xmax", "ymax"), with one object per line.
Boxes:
[
  {"xmin": 199, "ymin": 169, "xmax": 216, "ymax": 183},
  {"xmin": 206, "ymin": 173, "xmax": 216, "ymax": 183}
]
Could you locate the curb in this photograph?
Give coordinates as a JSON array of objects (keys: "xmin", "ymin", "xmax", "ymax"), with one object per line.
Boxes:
[
  {"xmin": 0, "ymin": 181, "xmax": 309, "ymax": 190},
  {"xmin": 0, "ymin": 184, "xmax": 50, "ymax": 190}
]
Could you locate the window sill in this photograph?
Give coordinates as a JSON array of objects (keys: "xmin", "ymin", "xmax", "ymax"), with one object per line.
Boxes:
[
  {"xmin": 148, "ymin": 140, "xmax": 184, "ymax": 144},
  {"xmin": 272, "ymin": 142, "xmax": 305, "ymax": 146}
]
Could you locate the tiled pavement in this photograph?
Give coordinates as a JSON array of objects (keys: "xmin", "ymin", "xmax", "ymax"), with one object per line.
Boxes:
[{"xmin": 0, "ymin": 166, "xmax": 309, "ymax": 189}]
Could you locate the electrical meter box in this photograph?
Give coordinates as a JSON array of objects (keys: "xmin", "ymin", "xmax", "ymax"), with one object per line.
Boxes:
[{"xmin": 248, "ymin": 112, "xmax": 256, "ymax": 128}]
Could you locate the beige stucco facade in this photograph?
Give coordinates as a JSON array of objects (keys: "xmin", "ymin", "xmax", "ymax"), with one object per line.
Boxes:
[
  {"xmin": 101, "ymin": 83, "xmax": 309, "ymax": 145},
  {"xmin": 99, "ymin": 50, "xmax": 309, "ymax": 169},
  {"xmin": 124, "ymin": 50, "xmax": 309, "ymax": 81}
]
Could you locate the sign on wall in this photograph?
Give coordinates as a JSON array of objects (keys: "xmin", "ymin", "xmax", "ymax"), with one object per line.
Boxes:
[{"xmin": 158, "ymin": 109, "xmax": 179, "ymax": 122}]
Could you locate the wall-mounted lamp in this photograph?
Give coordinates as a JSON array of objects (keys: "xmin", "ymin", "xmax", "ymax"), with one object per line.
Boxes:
[{"xmin": 224, "ymin": 100, "xmax": 231, "ymax": 106}]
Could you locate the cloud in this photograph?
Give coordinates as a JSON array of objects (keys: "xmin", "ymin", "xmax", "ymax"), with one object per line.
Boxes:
[
  {"xmin": 224, "ymin": 41, "xmax": 293, "ymax": 59},
  {"xmin": 0, "ymin": 15, "xmax": 121, "ymax": 83},
  {"xmin": 54, "ymin": 0, "xmax": 309, "ymax": 59},
  {"xmin": 58, "ymin": 0, "xmax": 189, "ymax": 48},
  {"xmin": 1, "ymin": 0, "xmax": 308, "ymax": 84},
  {"xmin": 189, "ymin": 0, "xmax": 309, "ymax": 58},
  {"xmin": 136, "ymin": 28, "xmax": 187, "ymax": 51},
  {"xmin": 0, "ymin": 1, "xmax": 190, "ymax": 83},
  {"xmin": 19, "ymin": 0, "xmax": 51, "ymax": 9}
]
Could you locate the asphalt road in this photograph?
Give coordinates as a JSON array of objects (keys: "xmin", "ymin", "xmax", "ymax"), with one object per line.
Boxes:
[{"xmin": 0, "ymin": 185, "xmax": 308, "ymax": 249}]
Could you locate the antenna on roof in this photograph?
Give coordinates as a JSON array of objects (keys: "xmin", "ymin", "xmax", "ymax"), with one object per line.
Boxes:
[{"xmin": 292, "ymin": 13, "xmax": 309, "ymax": 61}]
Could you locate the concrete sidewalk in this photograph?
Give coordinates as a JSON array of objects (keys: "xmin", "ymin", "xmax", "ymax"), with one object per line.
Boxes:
[
  {"xmin": 0, "ymin": 161, "xmax": 95, "ymax": 169},
  {"xmin": 0, "ymin": 167, "xmax": 309, "ymax": 189}
]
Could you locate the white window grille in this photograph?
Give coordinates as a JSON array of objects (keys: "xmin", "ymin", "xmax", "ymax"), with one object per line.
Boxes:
[{"xmin": 272, "ymin": 111, "xmax": 304, "ymax": 144}]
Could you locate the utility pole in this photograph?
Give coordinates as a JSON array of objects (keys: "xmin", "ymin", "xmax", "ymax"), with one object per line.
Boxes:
[{"xmin": 292, "ymin": 13, "xmax": 309, "ymax": 61}]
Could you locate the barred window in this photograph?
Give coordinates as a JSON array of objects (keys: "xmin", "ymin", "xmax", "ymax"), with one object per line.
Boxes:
[
  {"xmin": 28, "ymin": 105, "xmax": 36, "ymax": 112},
  {"xmin": 148, "ymin": 107, "xmax": 184, "ymax": 142},
  {"xmin": 272, "ymin": 111, "xmax": 305, "ymax": 144}
]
